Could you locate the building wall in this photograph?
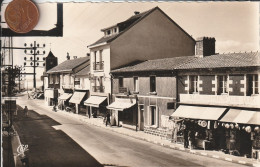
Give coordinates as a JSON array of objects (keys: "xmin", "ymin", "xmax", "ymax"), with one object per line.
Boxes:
[
  {"xmin": 110, "ymin": 9, "xmax": 195, "ymax": 69},
  {"xmin": 177, "ymin": 75, "xmax": 187, "ymax": 94},
  {"xmin": 229, "ymin": 74, "xmax": 244, "ymax": 96},
  {"xmin": 90, "ymin": 45, "xmax": 111, "ymax": 94},
  {"xmin": 199, "ymin": 75, "xmax": 215, "ymax": 95}
]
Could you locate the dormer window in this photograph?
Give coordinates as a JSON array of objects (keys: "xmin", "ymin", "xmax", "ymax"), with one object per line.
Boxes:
[{"xmin": 107, "ymin": 30, "xmax": 111, "ymax": 35}]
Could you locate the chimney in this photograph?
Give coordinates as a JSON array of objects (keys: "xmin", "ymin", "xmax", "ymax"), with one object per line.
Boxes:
[
  {"xmin": 195, "ymin": 37, "xmax": 216, "ymax": 57},
  {"xmin": 134, "ymin": 11, "xmax": 140, "ymax": 15},
  {"xmin": 67, "ymin": 52, "xmax": 70, "ymax": 60}
]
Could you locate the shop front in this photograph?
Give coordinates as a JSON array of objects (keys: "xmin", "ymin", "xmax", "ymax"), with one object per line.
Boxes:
[
  {"xmin": 84, "ymin": 95, "xmax": 108, "ymax": 118},
  {"xmin": 69, "ymin": 91, "xmax": 88, "ymax": 114},
  {"xmin": 44, "ymin": 88, "xmax": 58, "ymax": 106},
  {"xmin": 107, "ymin": 97, "xmax": 137, "ymax": 127},
  {"xmin": 171, "ymin": 105, "xmax": 227, "ymax": 150},
  {"xmin": 220, "ymin": 108, "xmax": 260, "ymax": 159},
  {"xmin": 58, "ymin": 93, "xmax": 72, "ymax": 110}
]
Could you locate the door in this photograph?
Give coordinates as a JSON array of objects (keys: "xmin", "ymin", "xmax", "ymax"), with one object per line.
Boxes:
[{"xmin": 139, "ymin": 105, "xmax": 144, "ymax": 131}]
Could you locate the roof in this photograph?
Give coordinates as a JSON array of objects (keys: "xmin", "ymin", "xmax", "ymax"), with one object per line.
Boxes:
[
  {"xmin": 46, "ymin": 51, "xmax": 55, "ymax": 58},
  {"xmin": 111, "ymin": 56, "xmax": 196, "ymax": 73},
  {"xmin": 75, "ymin": 65, "xmax": 90, "ymax": 77},
  {"xmin": 176, "ymin": 52, "xmax": 260, "ymax": 69},
  {"xmin": 47, "ymin": 57, "xmax": 89, "ymax": 74},
  {"xmin": 88, "ymin": 7, "xmax": 194, "ymax": 47}
]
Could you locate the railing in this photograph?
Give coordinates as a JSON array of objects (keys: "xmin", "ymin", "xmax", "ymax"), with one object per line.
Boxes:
[
  {"xmin": 93, "ymin": 61, "xmax": 104, "ymax": 71},
  {"xmin": 179, "ymin": 93, "xmax": 260, "ymax": 108},
  {"xmin": 92, "ymin": 86, "xmax": 105, "ymax": 93}
]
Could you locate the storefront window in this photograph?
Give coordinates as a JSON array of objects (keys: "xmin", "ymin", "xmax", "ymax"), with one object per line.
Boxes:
[{"xmin": 247, "ymin": 74, "xmax": 259, "ymax": 95}]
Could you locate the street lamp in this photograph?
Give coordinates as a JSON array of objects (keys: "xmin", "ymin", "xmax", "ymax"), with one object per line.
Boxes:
[{"xmin": 23, "ymin": 41, "xmax": 46, "ymax": 88}]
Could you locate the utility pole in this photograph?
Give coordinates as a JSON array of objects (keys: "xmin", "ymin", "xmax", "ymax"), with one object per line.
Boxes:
[{"xmin": 24, "ymin": 41, "xmax": 46, "ymax": 88}]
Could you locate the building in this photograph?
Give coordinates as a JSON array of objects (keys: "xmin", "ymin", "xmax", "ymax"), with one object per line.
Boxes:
[
  {"xmin": 171, "ymin": 40, "xmax": 260, "ymax": 155},
  {"xmin": 85, "ymin": 6, "xmax": 195, "ymax": 119},
  {"xmin": 42, "ymin": 51, "xmax": 58, "ymax": 103},
  {"xmin": 45, "ymin": 55, "xmax": 90, "ymax": 114},
  {"xmin": 110, "ymin": 56, "xmax": 196, "ymax": 130}
]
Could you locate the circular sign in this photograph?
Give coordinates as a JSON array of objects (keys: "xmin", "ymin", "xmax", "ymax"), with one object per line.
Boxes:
[{"xmin": 5, "ymin": 0, "xmax": 39, "ymax": 33}]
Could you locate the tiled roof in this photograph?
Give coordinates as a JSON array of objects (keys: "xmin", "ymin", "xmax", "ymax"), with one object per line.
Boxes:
[
  {"xmin": 75, "ymin": 65, "xmax": 90, "ymax": 77},
  {"xmin": 111, "ymin": 56, "xmax": 196, "ymax": 73},
  {"xmin": 88, "ymin": 7, "xmax": 158, "ymax": 47},
  {"xmin": 47, "ymin": 57, "xmax": 89, "ymax": 73},
  {"xmin": 176, "ymin": 52, "xmax": 260, "ymax": 69}
]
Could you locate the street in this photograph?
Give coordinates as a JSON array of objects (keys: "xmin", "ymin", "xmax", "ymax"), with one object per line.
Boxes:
[{"xmin": 15, "ymin": 95, "xmax": 245, "ymax": 167}]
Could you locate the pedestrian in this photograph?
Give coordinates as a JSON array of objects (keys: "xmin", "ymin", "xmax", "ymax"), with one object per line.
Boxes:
[
  {"xmin": 106, "ymin": 111, "xmax": 111, "ymax": 126},
  {"xmin": 27, "ymin": 92, "xmax": 31, "ymax": 99},
  {"xmin": 188, "ymin": 130, "xmax": 195, "ymax": 149},
  {"xmin": 24, "ymin": 106, "xmax": 28, "ymax": 117},
  {"xmin": 183, "ymin": 125, "xmax": 189, "ymax": 148}
]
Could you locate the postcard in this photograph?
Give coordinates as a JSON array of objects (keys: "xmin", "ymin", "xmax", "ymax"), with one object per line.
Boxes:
[{"xmin": 1, "ymin": 1, "xmax": 260, "ymax": 167}]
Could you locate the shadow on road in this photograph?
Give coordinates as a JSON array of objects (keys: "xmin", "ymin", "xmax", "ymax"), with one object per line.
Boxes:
[{"xmin": 13, "ymin": 105, "xmax": 103, "ymax": 167}]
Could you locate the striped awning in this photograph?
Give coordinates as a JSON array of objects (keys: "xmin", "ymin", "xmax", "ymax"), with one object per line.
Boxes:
[
  {"xmin": 171, "ymin": 105, "xmax": 227, "ymax": 120},
  {"xmin": 220, "ymin": 109, "xmax": 260, "ymax": 125}
]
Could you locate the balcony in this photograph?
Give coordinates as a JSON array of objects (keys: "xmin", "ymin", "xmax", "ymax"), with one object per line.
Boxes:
[
  {"xmin": 179, "ymin": 93, "xmax": 260, "ymax": 108},
  {"xmin": 92, "ymin": 86, "xmax": 105, "ymax": 93},
  {"xmin": 93, "ymin": 61, "xmax": 104, "ymax": 71}
]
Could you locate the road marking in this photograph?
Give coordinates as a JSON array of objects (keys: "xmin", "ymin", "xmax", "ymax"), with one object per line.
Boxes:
[
  {"xmin": 212, "ymin": 155, "xmax": 219, "ymax": 158},
  {"xmin": 225, "ymin": 158, "xmax": 232, "ymax": 162}
]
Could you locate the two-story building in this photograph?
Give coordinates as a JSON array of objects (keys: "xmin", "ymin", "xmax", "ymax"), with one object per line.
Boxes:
[
  {"xmin": 110, "ymin": 56, "xmax": 196, "ymax": 131},
  {"xmin": 172, "ymin": 41, "xmax": 260, "ymax": 156},
  {"xmin": 46, "ymin": 55, "xmax": 90, "ymax": 114},
  {"xmin": 85, "ymin": 6, "xmax": 195, "ymax": 119}
]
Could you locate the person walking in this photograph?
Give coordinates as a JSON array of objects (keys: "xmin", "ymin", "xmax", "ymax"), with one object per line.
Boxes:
[
  {"xmin": 105, "ymin": 111, "xmax": 111, "ymax": 126},
  {"xmin": 183, "ymin": 125, "xmax": 189, "ymax": 148},
  {"xmin": 24, "ymin": 106, "xmax": 28, "ymax": 117}
]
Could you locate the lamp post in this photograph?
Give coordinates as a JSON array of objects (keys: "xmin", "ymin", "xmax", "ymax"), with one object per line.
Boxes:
[{"xmin": 23, "ymin": 41, "xmax": 45, "ymax": 89}]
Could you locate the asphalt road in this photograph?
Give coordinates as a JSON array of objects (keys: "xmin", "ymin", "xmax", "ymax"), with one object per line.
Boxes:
[
  {"xmin": 16, "ymin": 95, "xmax": 245, "ymax": 167},
  {"xmin": 14, "ymin": 105, "xmax": 102, "ymax": 167}
]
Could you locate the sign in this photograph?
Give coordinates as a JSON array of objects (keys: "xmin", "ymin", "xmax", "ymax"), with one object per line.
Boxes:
[
  {"xmin": 167, "ymin": 102, "xmax": 175, "ymax": 110},
  {"xmin": 5, "ymin": 100, "xmax": 16, "ymax": 112},
  {"xmin": 119, "ymin": 87, "xmax": 128, "ymax": 94}
]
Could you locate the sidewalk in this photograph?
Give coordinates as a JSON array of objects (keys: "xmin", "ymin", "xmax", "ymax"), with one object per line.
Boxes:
[{"xmin": 21, "ymin": 97, "xmax": 260, "ymax": 167}]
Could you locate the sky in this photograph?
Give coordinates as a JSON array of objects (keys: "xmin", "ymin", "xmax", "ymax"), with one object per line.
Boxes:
[{"xmin": 1, "ymin": 1, "xmax": 259, "ymax": 88}]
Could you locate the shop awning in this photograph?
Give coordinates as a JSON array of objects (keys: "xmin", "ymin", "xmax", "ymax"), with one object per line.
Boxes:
[
  {"xmin": 220, "ymin": 109, "xmax": 260, "ymax": 125},
  {"xmin": 84, "ymin": 96, "xmax": 107, "ymax": 107},
  {"xmin": 58, "ymin": 93, "xmax": 72, "ymax": 100},
  {"xmin": 69, "ymin": 92, "xmax": 86, "ymax": 104},
  {"xmin": 107, "ymin": 99, "xmax": 136, "ymax": 111},
  {"xmin": 171, "ymin": 105, "xmax": 227, "ymax": 120}
]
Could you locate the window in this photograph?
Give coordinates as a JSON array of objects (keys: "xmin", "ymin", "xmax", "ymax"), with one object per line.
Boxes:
[
  {"xmin": 189, "ymin": 75, "xmax": 198, "ymax": 93},
  {"xmin": 218, "ymin": 75, "xmax": 228, "ymax": 95},
  {"xmin": 107, "ymin": 30, "xmax": 111, "ymax": 35},
  {"xmin": 150, "ymin": 106, "xmax": 156, "ymax": 126},
  {"xmin": 134, "ymin": 77, "xmax": 139, "ymax": 92},
  {"xmin": 119, "ymin": 77, "xmax": 123, "ymax": 88},
  {"xmin": 114, "ymin": 28, "xmax": 117, "ymax": 33},
  {"xmin": 49, "ymin": 75, "xmax": 54, "ymax": 84},
  {"xmin": 247, "ymin": 74, "xmax": 259, "ymax": 95},
  {"xmin": 55, "ymin": 75, "xmax": 60, "ymax": 84},
  {"xmin": 150, "ymin": 76, "xmax": 156, "ymax": 92},
  {"xmin": 99, "ymin": 50, "xmax": 103, "ymax": 63}
]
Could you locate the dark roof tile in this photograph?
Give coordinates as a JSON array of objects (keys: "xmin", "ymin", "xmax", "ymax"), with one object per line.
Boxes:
[
  {"xmin": 47, "ymin": 57, "xmax": 89, "ymax": 73},
  {"xmin": 176, "ymin": 52, "xmax": 260, "ymax": 69},
  {"xmin": 111, "ymin": 56, "xmax": 196, "ymax": 73}
]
